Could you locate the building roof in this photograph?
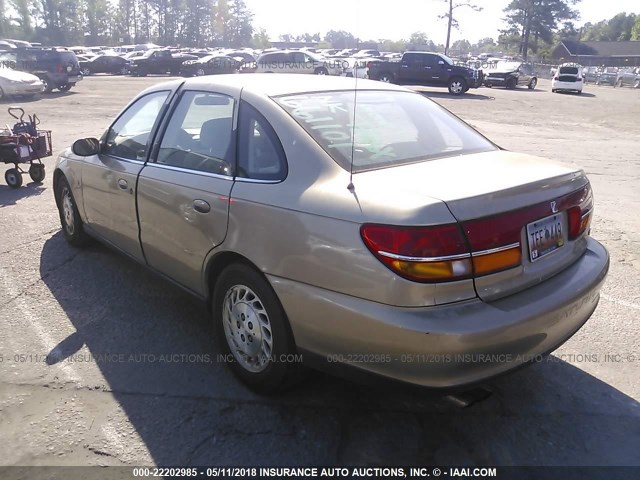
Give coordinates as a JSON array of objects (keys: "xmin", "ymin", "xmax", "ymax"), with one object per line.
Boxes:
[{"xmin": 560, "ymin": 40, "xmax": 640, "ymax": 57}]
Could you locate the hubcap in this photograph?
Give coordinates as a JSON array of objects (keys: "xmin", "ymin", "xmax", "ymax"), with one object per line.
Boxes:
[
  {"xmin": 62, "ymin": 188, "xmax": 75, "ymax": 235},
  {"xmin": 451, "ymin": 81, "xmax": 463, "ymax": 93},
  {"xmin": 381, "ymin": 76, "xmax": 390, "ymax": 82},
  {"xmin": 197, "ymin": 69, "xmax": 205, "ymax": 76},
  {"xmin": 222, "ymin": 285, "xmax": 273, "ymax": 372},
  {"xmin": 7, "ymin": 172, "xmax": 17, "ymax": 184}
]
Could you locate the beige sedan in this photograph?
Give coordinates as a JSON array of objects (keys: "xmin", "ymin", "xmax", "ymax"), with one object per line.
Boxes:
[{"xmin": 53, "ymin": 75, "xmax": 609, "ymax": 393}]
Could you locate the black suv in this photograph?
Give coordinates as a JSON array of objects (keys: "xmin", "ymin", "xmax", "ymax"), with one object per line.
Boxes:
[{"xmin": 0, "ymin": 48, "xmax": 82, "ymax": 92}]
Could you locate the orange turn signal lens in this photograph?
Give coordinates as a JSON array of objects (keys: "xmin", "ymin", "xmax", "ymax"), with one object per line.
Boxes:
[
  {"xmin": 390, "ymin": 258, "xmax": 473, "ymax": 282},
  {"xmin": 472, "ymin": 247, "xmax": 522, "ymax": 276}
]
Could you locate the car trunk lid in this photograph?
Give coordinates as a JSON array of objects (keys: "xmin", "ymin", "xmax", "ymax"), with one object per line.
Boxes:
[{"xmin": 356, "ymin": 150, "xmax": 592, "ymax": 301}]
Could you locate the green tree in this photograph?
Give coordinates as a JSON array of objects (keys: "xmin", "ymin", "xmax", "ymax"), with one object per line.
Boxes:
[
  {"xmin": 632, "ymin": 16, "xmax": 640, "ymax": 40},
  {"xmin": 503, "ymin": 0, "xmax": 580, "ymax": 60},
  {"xmin": 582, "ymin": 13, "xmax": 637, "ymax": 41},
  {"xmin": 251, "ymin": 27, "xmax": 271, "ymax": 49},
  {"xmin": 440, "ymin": 0, "xmax": 482, "ymax": 55},
  {"xmin": 324, "ymin": 30, "xmax": 356, "ymax": 49}
]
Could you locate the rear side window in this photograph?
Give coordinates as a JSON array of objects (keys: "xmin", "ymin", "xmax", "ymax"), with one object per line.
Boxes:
[
  {"xmin": 275, "ymin": 90, "xmax": 496, "ymax": 172},
  {"xmin": 237, "ymin": 101, "xmax": 287, "ymax": 181}
]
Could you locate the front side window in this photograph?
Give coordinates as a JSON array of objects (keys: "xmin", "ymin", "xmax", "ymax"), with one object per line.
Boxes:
[
  {"xmin": 156, "ymin": 91, "xmax": 235, "ymax": 176},
  {"xmin": 103, "ymin": 91, "xmax": 169, "ymax": 161},
  {"xmin": 275, "ymin": 90, "xmax": 497, "ymax": 172}
]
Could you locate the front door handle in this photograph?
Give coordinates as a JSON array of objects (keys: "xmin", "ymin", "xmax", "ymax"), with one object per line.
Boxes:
[
  {"xmin": 117, "ymin": 179, "xmax": 128, "ymax": 190},
  {"xmin": 193, "ymin": 199, "xmax": 211, "ymax": 214}
]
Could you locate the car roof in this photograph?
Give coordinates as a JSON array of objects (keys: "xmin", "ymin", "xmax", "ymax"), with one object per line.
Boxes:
[{"xmin": 145, "ymin": 73, "xmax": 409, "ymax": 97}]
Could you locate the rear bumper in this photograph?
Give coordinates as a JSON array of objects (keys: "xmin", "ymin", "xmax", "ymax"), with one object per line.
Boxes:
[
  {"xmin": 270, "ymin": 237, "xmax": 609, "ymax": 388},
  {"xmin": 553, "ymin": 80, "xmax": 582, "ymax": 91}
]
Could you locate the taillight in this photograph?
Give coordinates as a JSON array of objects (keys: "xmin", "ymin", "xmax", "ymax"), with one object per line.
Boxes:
[
  {"xmin": 367, "ymin": 61, "xmax": 372, "ymax": 69},
  {"xmin": 56, "ymin": 63, "xmax": 64, "ymax": 73},
  {"xmin": 360, "ymin": 224, "xmax": 472, "ymax": 282},
  {"xmin": 568, "ymin": 207, "xmax": 592, "ymax": 239}
]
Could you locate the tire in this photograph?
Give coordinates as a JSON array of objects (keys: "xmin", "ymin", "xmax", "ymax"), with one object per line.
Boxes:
[
  {"xmin": 552, "ymin": 89, "xmax": 556, "ymax": 93},
  {"xmin": 615, "ymin": 79, "xmax": 622, "ymax": 88},
  {"xmin": 138, "ymin": 68, "xmax": 148, "ymax": 77},
  {"xmin": 5, "ymin": 168, "xmax": 22, "ymax": 188},
  {"xmin": 42, "ymin": 77, "xmax": 54, "ymax": 93},
  {"xmin": 119, "ymin": 66, "xmax": 129, "ymax": 75},
  {"xmin": 634, "ymin": 79, "xmax": 640, "ymax": 89},
  {"xmin": 314, "ymin": 67, "xmax": 328, "ymax": 75},
  {"xmin": 213, "ymin": 263, "xmax": 304, "ymax": 393},
  {"xmin": 29, "ymin": 164, "xmax": 45, "ymax": 183},
  {"xmin": 58, "ymin": 84, "xmax": 72, "ymax": 92},
  {"xmin": 0, "ymin": 86, "xmax": 4, "ymax": 102},
  {"xmin": 448, "ymin": 77, "xmax": 467, "ymax": 95},
  {"xmin": 528, "ymin": 78, "xmax": 537, "ymax": 90},
  {"xmin": 55, "ymin": 176, "xmax": 90, "ymax": 247},
  {"xmin": 506, "ymin": 77, "xmax": 517, "ymax": 90},
  {"xmin": 196, "ymin": 68, "xmax": 206, "ymax": 76},
  {"xmin": 82, "ymin": 67, "xmax": 91, "ymax": 76},
  {"xmin": 378, "ymin": 73, "xmax": 395, "ymax": 83}
]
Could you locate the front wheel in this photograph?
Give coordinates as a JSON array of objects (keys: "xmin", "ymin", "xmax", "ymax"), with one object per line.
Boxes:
[
  {"xmin": 5, "ymin": 168, "xmax": 23, "ymax": 188},
  {"xmin": 314, "ymin": 67, "xmax": 328, "ymax": 75},
  {"xmin": 528, "ymin": 78, "xmax": 537, "ymax": 90},
  {"xmin": 58, "ymin": 84, "xmax": 72, "ymax": 92},
  {"xmin": 448, "ymin": 77, "xmax": 467, "ymax": 95},
  {"xmin": 42, "ymin": 77, "xmax": 53, "ymax": 93},
  {"xmin": 56, "ymin": 176, "xmax": 90, "ymax": 247},
  {"xmin": 634, "ymin": 79, "xmax": 639, "ymax": 89},
  {"xmin": 213, "ymin": 264, "xmax": 304, "ymax": 393},
  {"xmin": 81, "ymin": 67, "xmax": 90, "ymax": 76},
  {"xmin": 29, "ymin": 164, "xmax": 45, "ymax": 183}
]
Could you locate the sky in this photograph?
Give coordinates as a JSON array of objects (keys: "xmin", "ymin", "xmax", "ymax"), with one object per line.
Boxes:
[{"xmin": 245, "ymin": 0, "xmax": 640, "ymax": 44}]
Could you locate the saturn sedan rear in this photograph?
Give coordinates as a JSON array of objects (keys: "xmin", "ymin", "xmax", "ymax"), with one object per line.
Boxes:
[{"xmin": 53, "ymin": 74, "xmax": 609, "ymax": 393}]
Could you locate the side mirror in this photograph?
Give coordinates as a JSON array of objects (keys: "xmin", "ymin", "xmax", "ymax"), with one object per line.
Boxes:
[{"xmin": 72, "ymin": 137, "xmax": 100, "ymax": 156}]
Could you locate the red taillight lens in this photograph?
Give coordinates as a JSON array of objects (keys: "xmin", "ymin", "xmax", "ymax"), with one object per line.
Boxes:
[
  {"xmin": 56, "ymin": 63, "xmax": 64, "ymax": 73},
  {"xmin": 367, "ymin": 61, "xmax": 372, "ymax": 69},
  {"xmin": 360, "ymin": 224, "xmax": 472, "ymax": 282},
  {"xmin": 568, "ymin": 207, "xmax": 592, "ymax": 239}
]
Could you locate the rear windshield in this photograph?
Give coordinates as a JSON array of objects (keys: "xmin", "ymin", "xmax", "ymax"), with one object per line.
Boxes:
[
  {"xmin": 274, "ymin": 90, "xmax": 497, "ymax": 172},
  {"xmin": 559, "ymin": 67, "xmax": 579, "ymax": 75}
]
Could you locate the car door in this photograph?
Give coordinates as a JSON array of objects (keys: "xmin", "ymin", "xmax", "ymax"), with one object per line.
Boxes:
[
  {"xmin": 137, "ymin": 87, "xmax": 238, "ymax": 295},
  {"xmin": 426, "ymin": 54, "xmax": 447, "ymax": 85},
  {"xmin": 518, "ymin": 64, "xmax": 533, "ymax": 86},
  {"xmin": 81, "ymin": 90, "xmax": 171, "ymax": 261},
  {"xmin": 398, "ymin": 53, "xmax": 421, "ymax": 83}
]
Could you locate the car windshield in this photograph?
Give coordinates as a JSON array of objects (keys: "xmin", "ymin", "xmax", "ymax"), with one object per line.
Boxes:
[
  {"xmin": 439, "ymin": 54, "xmax": 454, "ymax": 66},
  {"xmin": 275, "ymin": 90, "xmax": 497, "ymax": 172}
]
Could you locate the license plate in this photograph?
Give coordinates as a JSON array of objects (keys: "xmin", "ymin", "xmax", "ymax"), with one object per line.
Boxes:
[{"xmin": 527, "ymin": 213, "xmax": 564, "ymax": 261}]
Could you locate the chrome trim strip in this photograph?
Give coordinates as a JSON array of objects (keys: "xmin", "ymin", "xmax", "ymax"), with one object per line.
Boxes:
[
  {"xmin": 234, "ymin": 177, "xmax": 282, "ymax": 184},
  {"xmin": 472, "ymin": 243, "xmax": 521, "ymax": 257},
  {"xmin": 145, "ymin": 162, "xmax": 234, "ymax": 181},
  {"xmin": 377, "ymin": 251, "xmax": 472, "ymax": 262}
]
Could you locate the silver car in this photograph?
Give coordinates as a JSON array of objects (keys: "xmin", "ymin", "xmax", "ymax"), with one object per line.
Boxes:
[{"xmin": 53, "ymin": 74, "xmax": 609, "ymax": 393}]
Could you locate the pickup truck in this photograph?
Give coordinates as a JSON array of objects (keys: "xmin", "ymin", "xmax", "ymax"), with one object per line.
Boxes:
[
  {"xmin": 367, "ymin": 51, "xmax": 482, "ymax": 95},
  {"xmin": 129, "ymin": 49, "xmax": 197, "ymax": 76}
]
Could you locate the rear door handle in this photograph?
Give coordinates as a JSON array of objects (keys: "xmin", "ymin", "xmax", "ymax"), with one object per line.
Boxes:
[
  {"xmin": 117, "ymin": 179, "xmax": 128, "ymax": 190},
  {"xmin": 193, "ymin": 199, "xmax": 211, "ymax": 214}
]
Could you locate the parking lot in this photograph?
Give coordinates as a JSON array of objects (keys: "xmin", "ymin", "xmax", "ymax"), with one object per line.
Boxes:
[{"xmin": 0, "ymin": 76, "xmax": 639, "ymax": 467}]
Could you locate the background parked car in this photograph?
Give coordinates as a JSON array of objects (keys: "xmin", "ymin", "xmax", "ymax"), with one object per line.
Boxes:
[
  {"xmin": 79, "ymin": 54, "xmax": 129, "ymax": 76},
  {"xmin": 180, "ymin": 55, "xmax": 240, "ymax": 77},
  {"xmin": 615, "ymin": 67, "xmax": 640, "ymax": 88},
  {"xmin": 0, "ymin": 47, "xmax": 82, "ymax": 92},
  {"xmin": 552, "ymin": 63, "xmax": 583, "ymax": 94},
  {"xmin": 583, "ymin": 66, "xmax": 599, "ymax": 84},
  {"xmin": 0, "ymin": 66, "xmax": 45, "ymax": 100},
  {"xmin": 256, "ymin": 50, "xmax": 342, "ymax": 75},
  {"xmin": 484, "ymin": 61, "xmax": 537, "ymax": 90},
  {"xmin": 129, "ymin": 49, "xmax": 197, "ymax": 76},
  {"xmin": 595, "ymin": 67, "xmax": 618, "ymax": 86}
]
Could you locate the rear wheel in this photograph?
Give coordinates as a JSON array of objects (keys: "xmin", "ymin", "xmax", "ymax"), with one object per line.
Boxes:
[
  {"xmin": 448, "ymin": 77, "xmax": 467, "ymax": 95},
  {"xmin": 0, "ymin": 86, "xmax": 4, "ymax": 101},
  {"xmin": 5, "ymin": 168, "xmax": 22, "ymax": 188},
  {"xmin": 29, "ymin": 164, "xmax": 45, "ymax": 183},
  {"xmin": 528, "ymin": 78, "xmax": 537, "ymax": 90},
  {"xmin": 56, "ymin": 176, "xmax": 90, "ymax": 246},
  {"xmin": 213, "ymin": 263, "xmax": 304, "ymax": 393},
  {"xmin": 314, "ymin": 67, "xmax": 328, "ymax": 75},
  {"xmin": 378, "ymin": 73, "xmax": 395, "ymax": 83},
  {"xmin": 58, "ymin": 84, "xmax": 72, "ymax": 92},
  {"xmin": 81, "ymin": 67, "xmax": 91, "ymax": 76},
  {"xmin": 634, "ymin": 79, "xmax": 640, "ymax": 89},
  {"xmin": 196, "ymin": 68, "xmax": 206, "ymax": 76}
]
